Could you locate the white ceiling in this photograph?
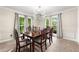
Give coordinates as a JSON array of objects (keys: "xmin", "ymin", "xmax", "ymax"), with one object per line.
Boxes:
[{"xmin": 4, "ymin": 6, "xmax": 76, "ymax": 15}]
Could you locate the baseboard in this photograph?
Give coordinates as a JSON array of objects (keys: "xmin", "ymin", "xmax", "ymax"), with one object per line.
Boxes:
[
  {"xmin": 63, "ymin": 32, "xmax": 77, "ymax": 42},
  {"xmin": 0, "ymin": 38, "xmax": 13, "ymax": 43},
  {"xmin": 63, "ymin": 36, "xmax": 76, "ymax": 42}
]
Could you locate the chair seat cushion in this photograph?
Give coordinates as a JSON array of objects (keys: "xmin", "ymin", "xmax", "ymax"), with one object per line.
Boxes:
[
  {"xmin": 26, "ymin": 39, "xmax": 32, "ymax": 44},
  {"xmin": 20, "ymin": 39, "xmax": 31, "ymax": 47},
  {"xmin": 34, "ymin": 38, "xmax": 45, "ymax": 44}
]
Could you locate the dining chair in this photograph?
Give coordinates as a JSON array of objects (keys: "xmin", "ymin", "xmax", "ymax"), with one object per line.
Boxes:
[
  {"xmin": 14, "ymin": 29, "xmax": 32, "ymax": 52},
  {"xmin": 47, "ymin": 27, "xmax": 53, "ymax": 45},
  {"xmin": 50, "ymin": 28, "xmax": 53, "ymax": 42},
  {"xmin": 33, "ymin": 29, "xmax": 47, "ymax": 52}
]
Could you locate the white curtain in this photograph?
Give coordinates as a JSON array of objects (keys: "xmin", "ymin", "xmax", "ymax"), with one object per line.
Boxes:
[
  {"xmin": 57, "ymin": 13, "xmax": 63, "ymax": 38},
  {"xmin": 24, "ymin": 15, "xmax": 28, "ymax": 32},
  {"xmin": 31, "ymin": 16, "xmax": 33, "ymax": 27},
  {"xmin": 14, "ymin": 13, "xmax": 20, "ymax": 34}
]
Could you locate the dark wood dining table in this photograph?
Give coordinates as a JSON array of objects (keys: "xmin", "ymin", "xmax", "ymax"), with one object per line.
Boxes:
[
  {"xmin": 23, "ymin": 29, "xmax": 50, "ymax": 52},
  {"xmin": 23, "ymin": 31, "xmax": 42, "ymax": 52}
]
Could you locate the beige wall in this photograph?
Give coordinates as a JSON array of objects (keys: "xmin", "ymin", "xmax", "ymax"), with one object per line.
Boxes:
[
  {"xmin": 76, "ymin": 7, "xmax": 79, "ymax": 43},
  {"xmin": 62, "ymin": 8, "xmax": 77, "ymax": 41},
  {"xmin": 0, "ymin": 7, "xmax": 15, "ymax": 42}
]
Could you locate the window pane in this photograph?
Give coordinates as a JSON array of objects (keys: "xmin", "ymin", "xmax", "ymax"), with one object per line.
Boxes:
[
  {"xmin": 20, "ymin": 17, "xmax": 24, "ymax": 25},
  {"xmin": 20, "ymin": 16, "xmax": 24, "ymax": 33},
  {"xmin": 45, "ymin": 17, "xmax": 49, "ymax": 28},
  {"xmin": 20, "ymin": 26, "xmax": 24, "ymax": 33},
  {"xmin": 28, "ymin": 18, "xmax": 31, "ymax": 26},
  {"xmin": 51, "ymin": 16, "xmax": 57, "ymax": 34}
]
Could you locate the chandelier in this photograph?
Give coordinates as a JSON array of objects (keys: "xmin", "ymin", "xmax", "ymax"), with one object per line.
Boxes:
[{"xmin": 33, "ymin": 6, "xmax": 47, "ymax": 15}]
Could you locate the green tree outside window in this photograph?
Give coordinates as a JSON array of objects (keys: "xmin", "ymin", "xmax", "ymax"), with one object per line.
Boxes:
[
  {"xmin": 20, "ymin": 16, "xmax": 24, "ymax": 33},
  {"xmin": 28, "ymin": 18, "xmax": 31, "ymax": 26},
  {"xmin": 52, "ymin": 17, "xmax": 57, "ymax": 33},
  {"xmin": 46, "ymin": 19, "xmax": 49, "ymax": 28},
  {"xmin": 28, "ymin": 18, "xmax": 31, "ymax": 31}
]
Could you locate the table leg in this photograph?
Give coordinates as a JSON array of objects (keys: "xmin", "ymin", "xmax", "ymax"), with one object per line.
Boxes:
[{"xmin": 32, "ymin": 39, "xmax": 35, "ymax": 52}]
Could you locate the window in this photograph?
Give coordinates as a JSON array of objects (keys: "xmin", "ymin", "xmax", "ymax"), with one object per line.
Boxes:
[
  {"xmin": 20, "ymin": 16, "xmax": 24, "ymax": 33},
  {"xmin": 28, "ymin": 17, "xmax": 31, "ymax": 27},
  {"xmin": 45, "ymin": 17, "xmax": 49, "ymax": 28},
  {"xmin": 51, "ymin": 16, "xmax": 57, "ymax": 34},
  {"xmin": 27, "ymin": 17, "xmax": 32, "ymax": 31}
]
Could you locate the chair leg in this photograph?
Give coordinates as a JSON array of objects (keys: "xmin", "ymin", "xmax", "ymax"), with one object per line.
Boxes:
[
  {"xmin": 16, "ymin": 45, "xmax": 17, "ymax": 52},
  {"xmin": 50, "ymin": 35, "xmax": 53, "ymax": 42},
  {"xmin": 51, "ymin": 37, "xmax": 53, "ymax": 43},
  {"xmin": 45, "ymin": 41, "xmax": 47, "ymax": 50},
  {"xmin": 30, "ymin": 44, "xmax": 31, "ymax": 52},
  {"xmin": 18, "ymin": 46, "xmax": 20, "ymax": 52},
  {"xmin": 41, "ymin": 44, "xmax": 43, "ymax": 52},
  {"xmin": 49, "ymin": 38, "xmax": 51, "ymax": 45}
]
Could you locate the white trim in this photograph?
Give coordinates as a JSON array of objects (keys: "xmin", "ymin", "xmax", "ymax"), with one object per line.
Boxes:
[
  {"xmin": 2, "ymin": 6, "xmax": 33, "ymax": 16},
  {"xmin": 0, "ymin": 39, "xmax": 13, "ymax": 43},
  {"xmin": 63, "ymin": 32, "xmax": 77, "ymax": 42},
  {"xmin": 46, "ymin": 7, "xmax": 77, "ymax": 17}
]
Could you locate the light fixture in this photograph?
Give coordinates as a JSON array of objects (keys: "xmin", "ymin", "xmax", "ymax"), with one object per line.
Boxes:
[
  {"xmin": 33, "ymin": 6, "xmax": 47, "ymax": 15},
  {"xmin": 37, "ymin": 6, "xmax": 41, "ymax": 11}
]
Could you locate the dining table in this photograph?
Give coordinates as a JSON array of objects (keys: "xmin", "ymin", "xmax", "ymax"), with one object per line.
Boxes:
[
  {"xmin": 23, "ymin": 28, "xmax": 50, "ymax": 52},
  {"xmin": 23, "ymin": 31, "xmax": 42, "ymax": 52}
]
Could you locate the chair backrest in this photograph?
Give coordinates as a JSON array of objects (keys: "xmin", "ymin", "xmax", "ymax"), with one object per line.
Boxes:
[
  {"xmin": 50, "ymin": 27, "xmax": 53, "ymax": 36},
  {"xmin": 51, "ymin": 28, "xmax": 53, "ymax": 33},
  {"xmin": 14, "ymin": 29, "xmax": 20, "ymax": 45},
  {"xmin": 41, "ymin": 29, "xmax": 47, "ymax": 40}
]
